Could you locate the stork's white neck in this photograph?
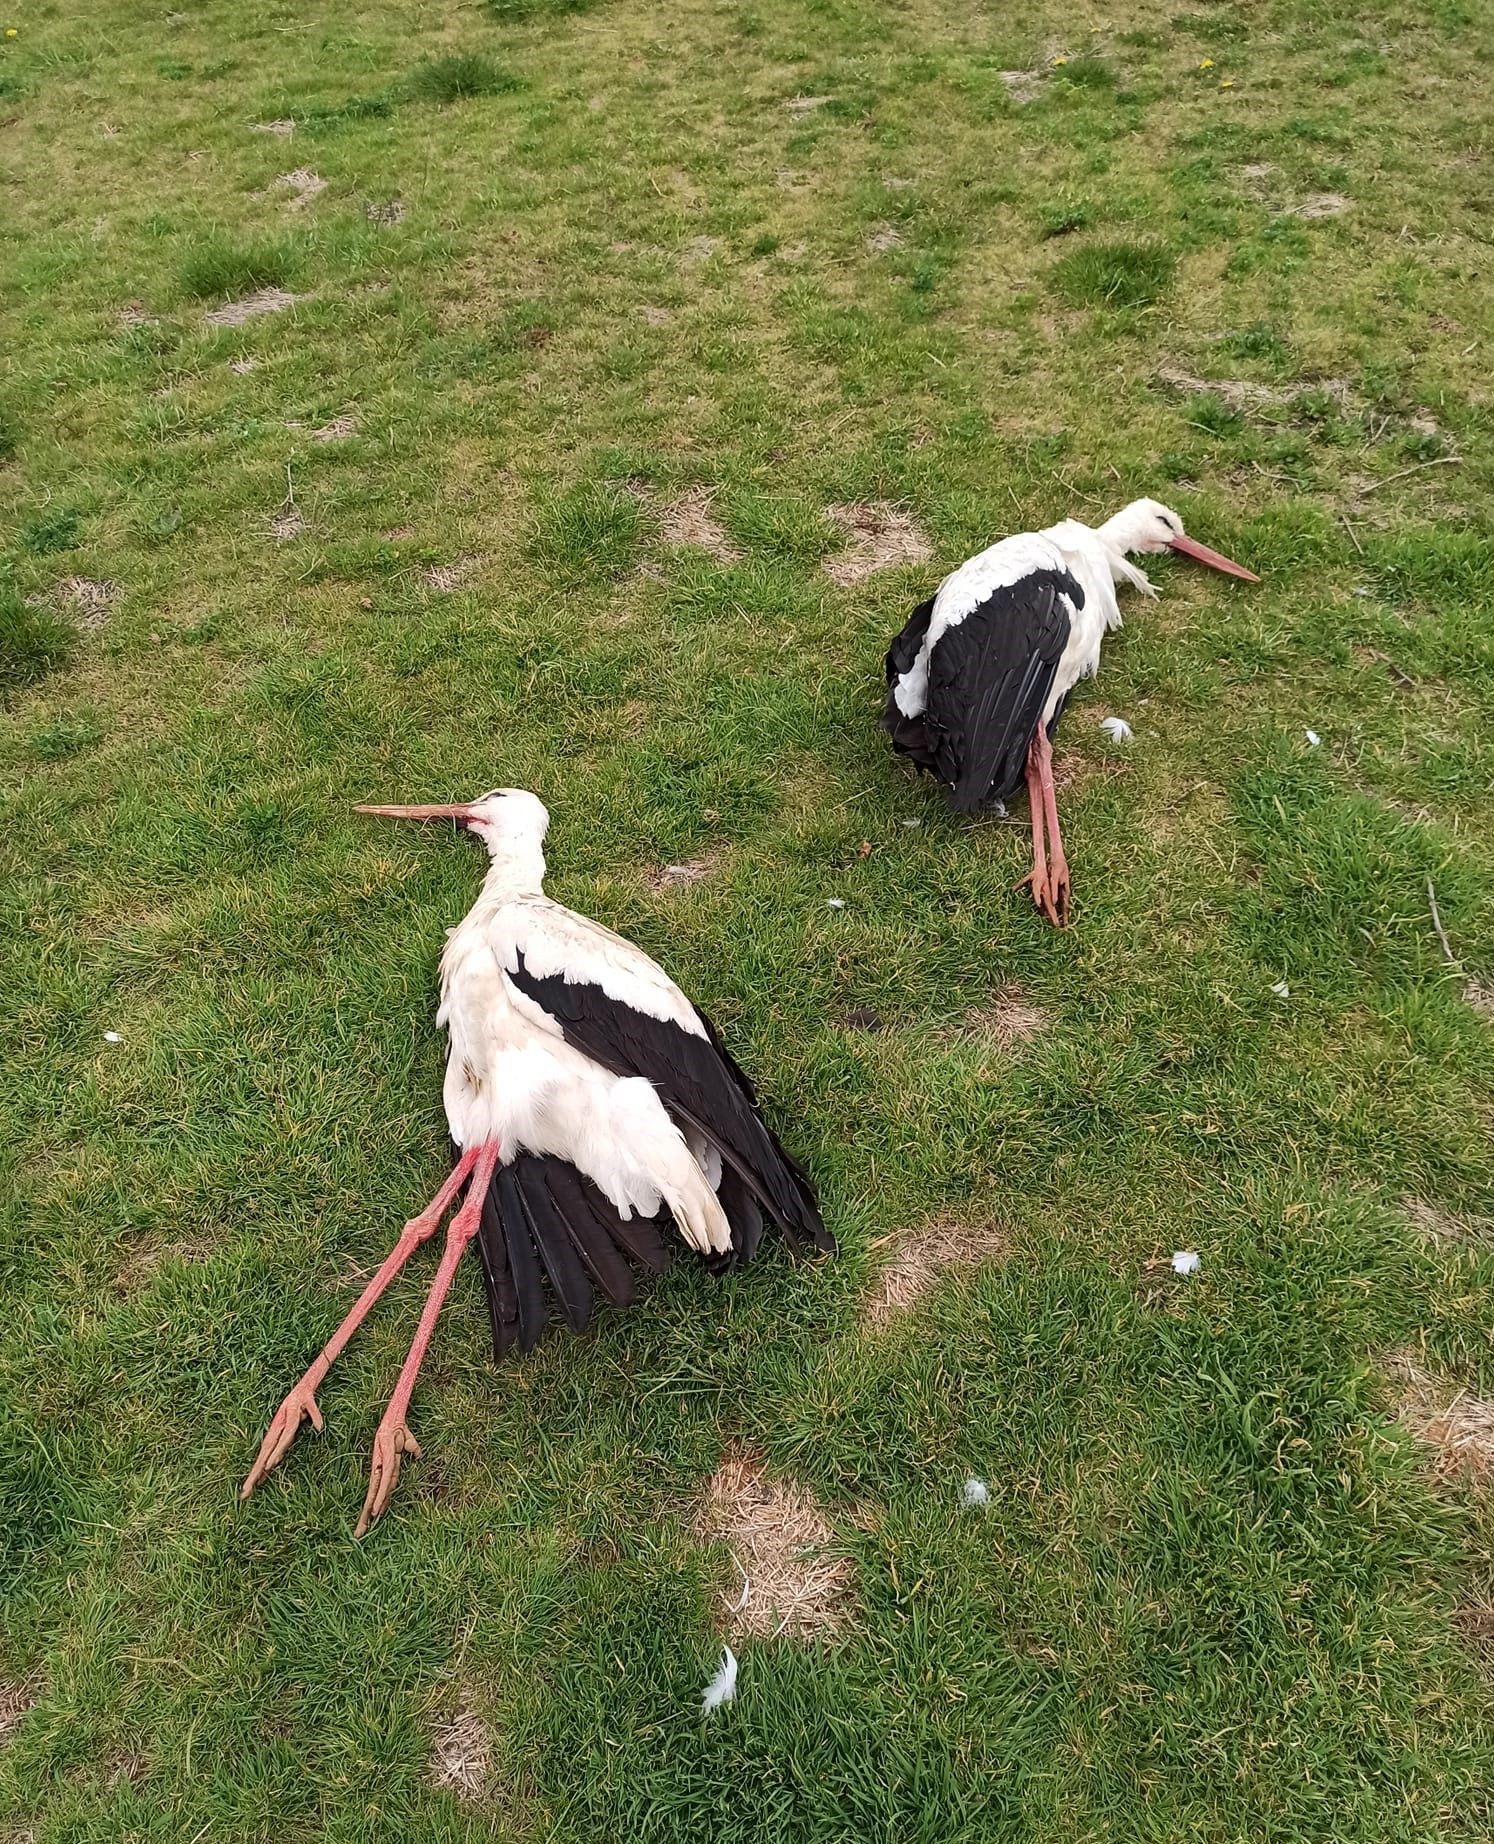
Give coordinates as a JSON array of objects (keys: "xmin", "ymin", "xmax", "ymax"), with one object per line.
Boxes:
[{"xmin": 476, "ymin": 833, "xmax": 548, "ymax": 900}]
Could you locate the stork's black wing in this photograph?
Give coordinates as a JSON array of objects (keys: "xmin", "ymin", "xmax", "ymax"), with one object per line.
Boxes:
[
  {"xmin": 890, "ymin": 567, "xmax": 1084, "ymax": 811},
  {"xmin": 882, "ymin": 594, "xmax": 939, "ymax": 770},
  {"xmin": 504, "ymin": 953, "xmax": 832, "ymax": 1265}
]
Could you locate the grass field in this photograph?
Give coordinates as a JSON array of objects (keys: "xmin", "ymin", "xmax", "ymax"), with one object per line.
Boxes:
[{"xmin": 3, "ymin": 0, "xmax": 1494, "ymax": 1837}]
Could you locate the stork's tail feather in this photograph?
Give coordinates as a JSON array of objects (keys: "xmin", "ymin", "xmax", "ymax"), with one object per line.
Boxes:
[{"xmin": 469, "ymin": 1149, "xmax": 671, "ymax": 1363}]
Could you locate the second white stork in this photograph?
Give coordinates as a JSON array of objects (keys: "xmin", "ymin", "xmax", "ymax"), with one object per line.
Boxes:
[
  {"xmin": 241, "ymin": 789, "xmax": 832, "ymax": 1534},
  {"xmin": 883, "ymin": 498, "xmax": 1258, "ymax": 924}
]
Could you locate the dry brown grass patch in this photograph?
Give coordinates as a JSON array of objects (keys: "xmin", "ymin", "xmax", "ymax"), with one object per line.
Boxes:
[
  {"xmin": 962, "ymin": 982, "xmax": 1048, "ymax": 1049},
  {"xmin": 429, "ymin": 1707, "xmax": 491, "ymax": 1801},
  {"xmin": 658, "ymin": 485, "xmax": 740, "ymax": 563},
  {"xmin": 648, "ymin": 845, "xmax": 726, "ymax": 892},
  {"xmin": 823, "ymin": 502, "xmax": 932, "ymax": 585},
  {"xmin": 268, "ymin": 168, "xmax": 326, "ymax": 208},
  {"xmin": 864, "ymin": 1217, "xmax": 1009, "ymax": 1327},
  {"xmin": 206, "ymin": 287, "xmax": 307, "ymax": 327},
  {"xmin": 59, "ymin": 578, "xmax": 119, "ymax": 629},
  {"xmin": 1402, "ymin": 1197, "xmax": 1493, "ymax": 1249},
  {"xmin": 1464, "ymin": 980, "xmax": 1494, "ymax": 1024},
  {"xmin": 0, "ymin": 1681, "xmax": 34, "ymax": 1745},
  {"xmin": 1386, "ymin": 1349, "xmax": 1494, "ymax": 1484},
  {"xmin": 420, "ymin": 559, "xmax": 478, "ymax": 593},
  {"xmin": 696, "ymin": 1447, "xmax": 854, "ymax": 1640}
]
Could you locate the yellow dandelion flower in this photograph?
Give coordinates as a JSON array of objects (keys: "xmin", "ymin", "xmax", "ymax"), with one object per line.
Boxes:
[
  {"xmin": 1199, "ymin": 58, "xmax": 1214, "ymax": 70},
  {"xmin": 1053, "ymin": 57, "xmax": 1068, "ymax": 66},
  {"xmin": 5, "ymin": 26, "xmax": 17, "ymax": 36},
  {"xmin": 1220, "ymin": 78, "xmax": 1235, "ymax": 89}
]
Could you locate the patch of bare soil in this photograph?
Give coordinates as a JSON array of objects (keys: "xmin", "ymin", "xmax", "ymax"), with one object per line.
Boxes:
[
  {"xmin": 430, "ymin": 1707, "xmax": 491, "ymax": 1801},
  {"xmin": 365, "ymin": 199, "xmax": 405, "ymax": 225},
  {"xmin": 639, "ymin": 304, "xmax": 673, "ymax": 326},
  {"xmin": 119, "ymin": 302, "xmax": 157, "ymax": 329},
  {"xmin": 658, "ymin": 485, "xmax": 740, "ymax": 563},
  {"xmin": 1464, "ymin": 980, "xmax": 1494, "ymax": 1024},
  {"xmin": 866, "ymin": 224, "xmax": 903, "ymax": 253},
  {"xmin": 822, "ymin": 502, "xmax": 932, "ymax": 586},
  {"xmin": 250, "ymin": 118, "xmax": 295, "ymax": 136},
  {"xmin": 114, "ymin": 1236, "xmax": 213, "ymax": 1297},
  {"xmin": 269, "ymin": 168, "xmax": 325, "ymax": 208},
  {"xmin": 863, "ymin": 1218, "xmax": 1009, "ymax": 1327},
  {"xmin": 59, "ymin": 578, "xmax": 118, "ymax": 629},
  {"xmin": 697, "ymin": 1447, "xmax": 854, "ymax": 1640},
  {"xmin": 785, "ymin": 94, "xmax": 832, "ymax": 114},
  {"xmin": 229, "ymin": 357, "xmax": 257, "ymax": 375},
  {"xmin": 1386, "ymin": 1349, "xmax": 1494, "ymax": 1484},
  {"xmin": 205, "ymin": 287, "xmax": 307, "ymax": 327},
  {"xmin": 310, "ymin": 414, "xmax": 358, "ymax": 442}
]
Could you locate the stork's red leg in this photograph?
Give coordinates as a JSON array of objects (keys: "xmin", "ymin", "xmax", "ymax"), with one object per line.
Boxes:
[
  {"xmin": 240, "ymin": 1146, "xmax": 481, "ymax": 1500},
  {"xmin": 1018, "ymin": 734, "xmax": 1052, "ymax": 919},
  {"xmin": 356, "ymin": 1139, "xmax": 502, "ymax": 1538},
  {"xmin": 1033, "ymin": 725, "xmax": 1071, "ymax": 925}
]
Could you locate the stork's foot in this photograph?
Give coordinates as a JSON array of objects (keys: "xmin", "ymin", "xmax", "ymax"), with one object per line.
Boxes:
[
  {"xmin": 355, "ymin": 1415, "xmax": 422, "ymax": 1538},
  {"xmin": 1016, "ymin": 860, "xmax": 1070, "ymax": 928},
  {"xmin": 240, "ymin": 1381, "xmax": 324, "ymax": 1500}
]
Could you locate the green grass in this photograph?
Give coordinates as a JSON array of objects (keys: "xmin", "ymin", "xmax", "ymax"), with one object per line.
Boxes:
[{"xmin": 3, "ymin": 0, "xmax": 1494, "ymax": 1840}]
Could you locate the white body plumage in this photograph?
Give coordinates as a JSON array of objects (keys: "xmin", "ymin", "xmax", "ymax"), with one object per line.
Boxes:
[{"xmin": 434, "ymin": 794, "xmax": 733, "ymax": 1255}]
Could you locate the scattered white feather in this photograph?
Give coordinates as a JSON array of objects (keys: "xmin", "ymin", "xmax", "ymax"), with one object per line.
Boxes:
[
  {"xmin": 103, "ymin": 1031, "xmax": 123, "ymax": 1043},
  {"xmin": 1270, "ymin": 981, "xmax": 1290, "ymax": 999},
  {"xmin": 1304, "ymin": 728, "xmax": 1321, "ymax": 747},
  {"xmin": 960, "ymin": 1476, "xmax": 991, "ymax": 1508},
  {"xmin": 901, "ymin": 817, "xmax": 922, "ymax": 829},
  {"xmin": 701, "ymin": 1645, "xmax": 738, "ymax": 1715},
  {"xmin": 1099, "ymin": 716, "xmax": 1134, "ymax": 744},
  {"xmin": 826, "ymin": 898, "xmax": 846, "ymax": 909},
  {"xmin": 1171, "ymin": 1249, "xmax": 1201, "ymax": 1276}
]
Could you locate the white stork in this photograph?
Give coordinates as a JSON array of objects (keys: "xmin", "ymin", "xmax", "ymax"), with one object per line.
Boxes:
[
  {"xmin": 241, "ymin": 789, "xmax": 832, "ymax": 1534},
  {"xmin": 883, "ymin": 498, "xmax": 1258, "ymax": 924}
]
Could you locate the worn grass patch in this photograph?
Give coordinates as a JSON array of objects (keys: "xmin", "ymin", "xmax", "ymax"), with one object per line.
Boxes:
[
  {"xmin": 863, "ymin": 1217, "xmax": 1010, "ymax": 1327},
  {"xmin": 696, "ymin": 1448, "xmax": 855, "ymax": 1640},
  {"xmin": 1387, "ymin": 1350, "xmax": 1494, "ymax": 1486}
]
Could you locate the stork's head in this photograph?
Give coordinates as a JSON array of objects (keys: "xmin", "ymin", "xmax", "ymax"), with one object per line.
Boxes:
[
  {"xmin": 1097, "ymin": 498, "xmax": 1259, "ymax": 580},
  {"xmin": 354, "ymin": 787, "xmax": 551, "ymax": 859}
]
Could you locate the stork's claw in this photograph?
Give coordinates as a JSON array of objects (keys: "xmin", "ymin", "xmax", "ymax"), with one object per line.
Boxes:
[
  {"xmin": 240, "ymin": 1382, "xmax": 324, "ymax": 1499},
  {"xmin": 355, "ymin": 1417, "xmax": 422, "ymax": 1538}
]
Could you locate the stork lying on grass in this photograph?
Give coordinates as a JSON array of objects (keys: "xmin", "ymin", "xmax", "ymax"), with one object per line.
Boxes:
[
  {"xmin": 883, "ymin": 498, "xmax": 1258, "ymax": 924},
  {"xmin": 241, "ymin": 789, "xmax": 833, "ymax": 1535}
]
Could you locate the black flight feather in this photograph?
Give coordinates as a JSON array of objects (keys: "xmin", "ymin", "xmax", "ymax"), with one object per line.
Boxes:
[
  {"xmin": 475, "ymin": 1175, "xmax": 520, "ymax": 1362},
  {"xmin": 494, "ymin": 1164, "xmax": 547, "ymax": 1354},
  {"xmin": 539, "ymin": 1161, "xmax": 639, "ymax": 1305},
  {"xmin": 512, "ymin": 1158, "xmax": 594, "ymax": 1334}
]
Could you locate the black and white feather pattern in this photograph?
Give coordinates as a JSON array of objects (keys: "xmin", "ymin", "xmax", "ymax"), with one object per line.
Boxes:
[{"xmin": 884, "ymin": 539, "xmax": 1087, "ymax": 810}]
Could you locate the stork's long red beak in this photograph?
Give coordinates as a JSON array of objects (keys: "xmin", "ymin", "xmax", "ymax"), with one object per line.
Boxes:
[
  {"xmin": 1168, "ymin": 534, "xmax": 1260, "ymax": 581},
  {"xmin": 353, "ymin": 802, "xmax": 479, "ymax": 822}
]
